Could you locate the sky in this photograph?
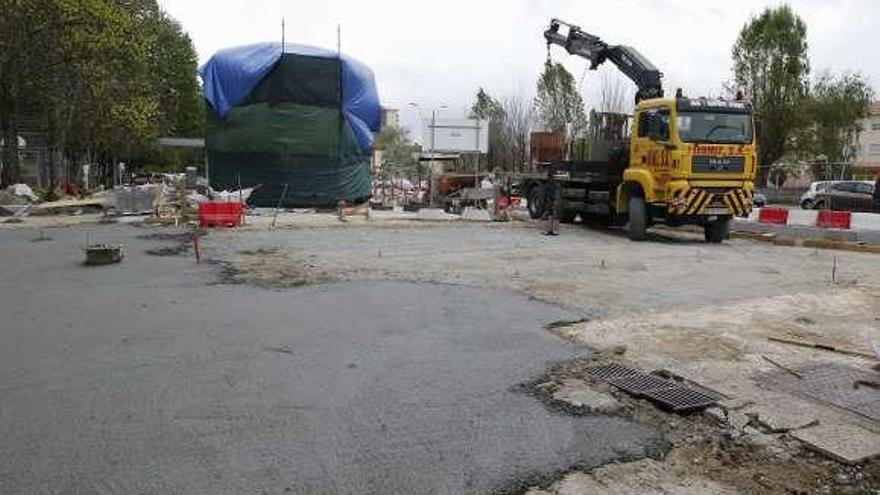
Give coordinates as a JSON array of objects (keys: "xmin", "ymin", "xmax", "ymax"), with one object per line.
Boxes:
[{"xmin": 159, "ymin": 0, "xmax": 880, "ymax": 136}]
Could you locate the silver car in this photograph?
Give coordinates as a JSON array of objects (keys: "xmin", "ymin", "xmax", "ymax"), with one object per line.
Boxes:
[{"xmin": 800, "ymin": 181, "xmax": 836, "ymax": 209}]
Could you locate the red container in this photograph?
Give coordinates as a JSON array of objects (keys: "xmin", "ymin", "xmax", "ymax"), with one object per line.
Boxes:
[
  {"xmin": 199, "ymin": 201, "xmax": 243, "ymax": 228},
  {"xmin": 758, "ymin": 207, "xmax": 789, "ymax": 225},
  {"xmin": 816, "ymin": 209, "xmax": 851, "ymax": 229},
  {"xmin": 530, "ymin": 131, "xmax": 566, "ymax": 164}
]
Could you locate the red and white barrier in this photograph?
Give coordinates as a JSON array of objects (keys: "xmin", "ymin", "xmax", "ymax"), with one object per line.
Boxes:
[
  {"xmin": 758, "ymin": 207, "xmax": 789, "ymax": 225},
  {"xmin": 816, "ymin": 210, "xmax": 851, "ymax": 229},
  {"xmin": 748, "ymin": 207, "xmax": 878, "ymax": 231}
]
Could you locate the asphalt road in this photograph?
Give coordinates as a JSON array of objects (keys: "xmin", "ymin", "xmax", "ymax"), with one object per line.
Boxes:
[{"xmin": 0, "ymin": 225, "xmax": 661, "ymax": 494}]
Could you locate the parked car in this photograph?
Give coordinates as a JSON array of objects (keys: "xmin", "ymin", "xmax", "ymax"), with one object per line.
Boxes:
[
  {"xmin": 753, "ymin": 192, "xmax": 766, "ymax": 208},
  {"xmin": 812, "ymin": 181, "xmax": 876, "ymax": 212},
  {"xmin": 799, "ymin": 181, "xmax": 836, "ymax": 209}
]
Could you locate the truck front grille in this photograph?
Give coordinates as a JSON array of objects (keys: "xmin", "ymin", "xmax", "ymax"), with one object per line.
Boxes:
[{"xmin": 692, "ymin": 155, "xmax": 745, "ymax": 174}]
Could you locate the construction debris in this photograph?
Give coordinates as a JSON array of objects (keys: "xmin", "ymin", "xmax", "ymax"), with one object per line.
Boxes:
[
  {"xmin": 84, "ymin": 244, "xmax": 123, "ymax": 265},
  {"xmin": 768, "ymin": 336, "xmax": 877, "ymax": 360}
]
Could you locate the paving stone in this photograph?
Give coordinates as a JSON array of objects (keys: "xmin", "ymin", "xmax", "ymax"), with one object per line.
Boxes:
[{"xmin": 791, "ymin": 422, "xmax": 880, "ymax": 464}]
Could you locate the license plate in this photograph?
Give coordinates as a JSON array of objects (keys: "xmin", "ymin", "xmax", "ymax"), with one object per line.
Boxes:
[{"xmin": 705, "ymin": 207, "xmax": 729, "ymax": 215}]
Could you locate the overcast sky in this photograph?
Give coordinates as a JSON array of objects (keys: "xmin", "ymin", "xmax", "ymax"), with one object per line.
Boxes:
[{"xmin": 159, "ymin": 0, "xmax": 880, "ymax": 134}]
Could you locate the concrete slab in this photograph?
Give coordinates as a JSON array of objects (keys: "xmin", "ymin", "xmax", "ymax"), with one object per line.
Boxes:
[
  {"xmin": 416, "ymin": 208, "xmax": 456, "ymax": 221},
  {"xmin": 748, "ymin": 401, "xmax": 821, "ymax": 432},
  {"xmin": 791, "ymin": 422, "xmax": 880, "ymax": 464},
  {"xmin": 461, "ymin": 206, "xmax": 492, "ymax": 222},
  {"xmin": 553, "ymin": 379, "xmax": 623, "ymax": 414}
]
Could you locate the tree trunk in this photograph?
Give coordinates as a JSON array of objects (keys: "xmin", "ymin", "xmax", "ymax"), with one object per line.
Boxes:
[{"xmin": 1, "ymin": 110, "xmax": 20, "ymax": 186}]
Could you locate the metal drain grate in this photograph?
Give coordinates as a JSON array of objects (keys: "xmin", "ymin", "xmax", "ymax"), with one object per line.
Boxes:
[
  {"xmin": 608, "ymin": 373, "xmax": 677, "ymax": 397},
  {"xmin": 585, "ymin": 362, "xmax": 720, "ymax": 412},
  {"xmin": 583, "ymin": 363, "xmax": 642, "ymax": 381},
  {"xmin": 643, "ymin": 386, "xmax": 720, "ymax": 412}
]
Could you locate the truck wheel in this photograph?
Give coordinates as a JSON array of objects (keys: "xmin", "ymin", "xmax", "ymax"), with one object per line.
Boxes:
[
  {"xmin": 559, "ymin": 209, "xmax": 578, "ymax": 224},
  {"xmin": 527, "ymin": 185, "xmax": 543, "ymax": 219},
  {"xmin": 627, "ymin": 196, "xmax": 648, "ymax": 241},
  {"xmin": 704, "ymin": 217, "xmax": 730, "ymax": 244}
]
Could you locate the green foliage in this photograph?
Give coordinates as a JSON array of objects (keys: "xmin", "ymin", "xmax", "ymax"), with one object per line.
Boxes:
[
  {"xmin": 534, "ymin": 61, "xmax": 587, "ymax": 136},
  {"xmin": 469, "ymin": 87, "xmax": 506, "ymax": 169},
  {"xmin": 806, "ymin": 72, "xmax": 874, "ymax": 178},
  {"xmin": 732, "ymin": 5, "xmax": 810, "ymax": 183},
  {"xmin": 0, "ymin": 0, "xmax": 203, "ymax": 185},
  {"xmin": 374, "ymin": 124, "xmax": 419, "ymax": 177}
]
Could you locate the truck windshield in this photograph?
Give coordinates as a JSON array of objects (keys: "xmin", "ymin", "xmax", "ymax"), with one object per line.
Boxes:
[{"xmin": 676, "ymin": 112, "xmax": 753, "ymax": 144}]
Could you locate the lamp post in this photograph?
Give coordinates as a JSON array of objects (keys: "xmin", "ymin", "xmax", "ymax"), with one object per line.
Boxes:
[{"xmin": 408, "ymin": 102, "xmax": 447, "ymax": 207}]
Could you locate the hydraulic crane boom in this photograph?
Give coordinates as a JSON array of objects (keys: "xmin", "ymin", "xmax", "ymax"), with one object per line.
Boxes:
[{"xmin": 544, "ymin": 19, "xmax": 664, "ymax": 103}]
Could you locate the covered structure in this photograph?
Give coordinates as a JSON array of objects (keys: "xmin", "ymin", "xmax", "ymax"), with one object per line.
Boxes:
[{"xmin": 200, "ymin": 43, "xmax": 380, "ymax": 207}]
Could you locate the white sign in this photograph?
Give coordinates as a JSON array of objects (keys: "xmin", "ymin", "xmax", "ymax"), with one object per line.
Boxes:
[{"xmin": 422, "ymin": 118, "xmax": 489, "ymax": 154}]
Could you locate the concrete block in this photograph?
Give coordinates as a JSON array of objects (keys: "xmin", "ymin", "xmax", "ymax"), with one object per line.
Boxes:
[
  {"xmin": 416, "ymin": 208, "xmax": 455, "ymax": 221},
  {"xmin": 461, "ymin": 207, "xmax": 492, "ymax": 222},
  {"xmin": 791, "ymin": 421, "xmax": 880, "ymax": 464}
]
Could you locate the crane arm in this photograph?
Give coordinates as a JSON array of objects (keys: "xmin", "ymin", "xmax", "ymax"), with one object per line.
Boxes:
[{"xmin": 544, "ymin": 19, "xmax": 663, "ymax": 103}]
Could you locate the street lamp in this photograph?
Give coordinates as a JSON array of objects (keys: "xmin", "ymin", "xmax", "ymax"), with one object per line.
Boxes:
[{"xmin": 408, "ymin": 102, "xmax": 447, "ymax": 207}]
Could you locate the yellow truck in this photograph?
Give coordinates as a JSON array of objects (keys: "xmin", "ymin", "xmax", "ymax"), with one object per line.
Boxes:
[{"xmin": 519, "ymin": 19, "xmax": 757, "ymax": 243}]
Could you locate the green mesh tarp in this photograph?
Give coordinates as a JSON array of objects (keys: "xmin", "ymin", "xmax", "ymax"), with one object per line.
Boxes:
[
  {"xmin": 206, "ymin": 103, "xmax": 341, "ymax": 157},
  {"xmin": 203, "ymin": 50, "xmax": 376, "ymax": 207},
  {"xmin": 208, "ymin": 110, "xmax": 371, "ymax": 207}
]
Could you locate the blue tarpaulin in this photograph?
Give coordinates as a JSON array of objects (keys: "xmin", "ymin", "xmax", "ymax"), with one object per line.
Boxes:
[{"xmin": 200, "ymin": 42, "xmax": 380, "ymax": 150}]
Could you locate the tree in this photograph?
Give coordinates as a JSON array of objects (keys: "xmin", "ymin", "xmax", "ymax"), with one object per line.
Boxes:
[
  {"xmin": 732, "ymin": 5, "xmax": 810, "ymax": 186},
  {"xmin": 0, "ymin": 0, "xmax": 203, "ymax": 186},
  {"xmin": 534, "ymin": 61, "xmax": 587, "ymax": 136},
  {"xmin": 469, "ymin": 87, "xmax": 506, "ymax": 169},
  {"xmin": 499, "ymin": 95, "xmax": 534, "ymax": 171},
  {"xmin": 806, "ymin": 72, "xmax": 874, "ymax": 179},
  {"xmin": 598, "ymin": 72, "xmax": 628, "ymax": 115},
  {"xmin": 374, "ymin": 124, "xmax": 418, "ymax": 178}
]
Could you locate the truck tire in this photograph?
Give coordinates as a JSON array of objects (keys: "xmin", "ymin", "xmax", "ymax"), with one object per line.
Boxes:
[
  {"xmin": 559, "ymin": 209, "xmax": 578, "ymax": 224},
  {"xmin": 627, "ymin": 196, "xmax": 648, "ymax": 241},
  {"xmin": 527, "ymin": 185, "xmax": 543, "ymax": 219},
  {"xmin": 704, "ymin": 217, "xmax": 730, "ymax": 244}
]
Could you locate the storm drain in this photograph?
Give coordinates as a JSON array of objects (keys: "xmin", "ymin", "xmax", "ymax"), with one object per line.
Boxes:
[
  {"xmin": 585, "ymin": 363, "xmax": 721, "ymax": 412},
  {"xmin": 641, "ymin": 387, "xmax": 720, "ymax": 412},
  {"xmin": 583, "ymin": 363, "xmax": 642, "ymax": 381}
]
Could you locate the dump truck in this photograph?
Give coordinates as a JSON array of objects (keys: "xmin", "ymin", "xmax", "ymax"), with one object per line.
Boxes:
[{"xmin": 514, "ymin": 19, "xmax": 758, "ymax": 243}]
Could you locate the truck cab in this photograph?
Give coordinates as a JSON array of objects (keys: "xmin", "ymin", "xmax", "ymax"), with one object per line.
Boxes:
[{"xmin": 619, "ymin": 97, "xmax": 757, "ymax": 242}]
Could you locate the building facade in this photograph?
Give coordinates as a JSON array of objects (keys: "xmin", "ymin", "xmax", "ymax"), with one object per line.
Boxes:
[{"xmin": 855, "ymin": 101, "xmax": 880, "ymax": 174}]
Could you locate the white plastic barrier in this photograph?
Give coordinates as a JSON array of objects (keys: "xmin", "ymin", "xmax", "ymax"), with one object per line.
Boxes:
[
  {"xmin": 786, "ymin": 209, "xmax": 819, "ymax": 226},
  {"xmin": 747, "ymin": 208, "xmax": 761, "ymax": 222},
  {"xmin": 851, "ymin": 212, "xmax": 880, "ymax": 231}
]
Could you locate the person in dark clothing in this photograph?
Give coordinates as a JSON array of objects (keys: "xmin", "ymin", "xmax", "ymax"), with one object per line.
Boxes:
[
  {"xmin": 874, "ymin": 173, "xmax": 880, "ymax": 212},
  {"xmin": 542, "ymin": 169, "xmax": 561, "ymax": 236}
]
